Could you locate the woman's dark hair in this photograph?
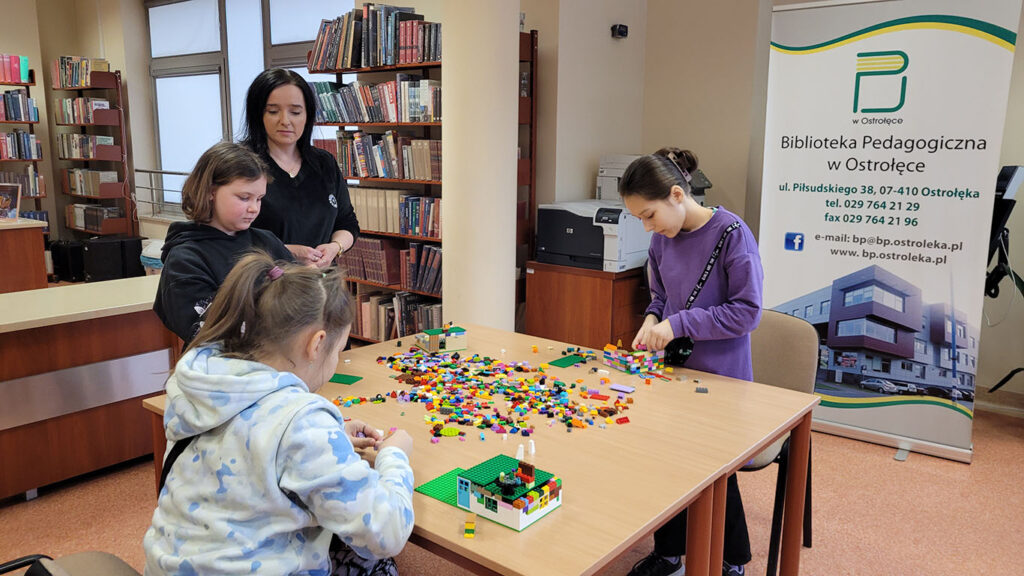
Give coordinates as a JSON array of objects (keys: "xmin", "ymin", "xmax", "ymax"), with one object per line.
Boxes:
[
  {"xmin": 181, "ymin": 141, "xmax": 270, "ymax": 223},
  {"xmin": 240, "ymin": 68, "xmax": 318, "ymax": 166},
  {"xmin": 185, "ymin": 251, "xmax": 355, "ymax": 363},
  {"xmin": 619, "ymin": 147, "xmax": 699, "ymax": 201}
]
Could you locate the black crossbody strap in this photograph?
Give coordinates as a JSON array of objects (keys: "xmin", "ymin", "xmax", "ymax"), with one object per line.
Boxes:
[
  {"xmin": 684, "ymin": 221, "xmax": 741, "ymax": 310},
  {"xmin": 159, "ymin": 435, "xmax": 197, "ymax": 492}
]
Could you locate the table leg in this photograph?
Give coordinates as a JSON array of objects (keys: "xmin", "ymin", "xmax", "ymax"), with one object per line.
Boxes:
[
  {"xmin": 709, "ymin": 475, "xmax": 727, "ymax": 571},
  {"xmin": 779, "ymin": 413, "xmax": 812, "ymax": 576},
  {"xmin": 685, "ymin": 484, "xmax": 714, "ymax": 576},
  {"xmin": 150, "ymin": 411, "xmax": 165, "ymax": 496}
]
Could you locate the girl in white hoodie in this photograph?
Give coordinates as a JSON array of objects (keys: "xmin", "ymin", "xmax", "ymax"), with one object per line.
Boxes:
[{"xmin": 144, "ymin": 252, "xmax": 414, "ymax": 576}]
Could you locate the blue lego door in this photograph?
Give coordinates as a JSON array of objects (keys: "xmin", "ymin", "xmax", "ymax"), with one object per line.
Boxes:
[{"xmin": 457, "ymin": 477, "xmax": 470, "ymax": 508}]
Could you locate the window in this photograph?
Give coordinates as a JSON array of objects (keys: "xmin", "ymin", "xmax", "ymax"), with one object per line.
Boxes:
[
  {"xmin": 485, "ymin": 496, "xmax": 498, "ymax": 513},
  {"xmin": 154, "ymin": 75, "xmax": 225, "ymax": 202},
  {"xmin": 804, "ymin": 304, "xmax": 815, "ymax": 318},
  {"xmin": 792, "ymin": 309, "xmax": 800, "ymax": 317},
  {"xmin": 146, "ymin": 0, "xmax": 355, "ymax": 207},
  {"xmin": 970, "ymin": 336, "xmax": 977, "ymax": 349},
  {"xmin": 149, "ymin": 0, "xmax": 221, "ymax": 58},
  {"xmin": 900, "ymin": 361, "xmax": 913, "ymax": 371},
  {"xmin": 820, "ymin": 300, "xmax": 830, "ymax": 315},
  {"xmin": 914, "ymin": 339, "xmax": 927, "ymax": 354},
  {"xmin": 956, "ymin": 324, "xmax": 966, "ymax": 339},
  {"xmin": 880, "ymin": 358, "xmax": 891, "ymax": 373},
  {"xmin": 843, "ymin": 284, "xmax": 905, "ymax": 312},
  {"xmin": 836, "ymin": 318, "xmax": 896, "ymax": 343}
]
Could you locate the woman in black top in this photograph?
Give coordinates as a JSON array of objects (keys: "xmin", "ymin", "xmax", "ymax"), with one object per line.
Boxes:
[{"xmin": 241, "ymin": 68, "xmax": 360, "ymax": 267}]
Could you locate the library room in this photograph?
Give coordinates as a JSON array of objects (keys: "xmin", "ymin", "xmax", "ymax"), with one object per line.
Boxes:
[{"xmin": 1, "ymin": 1, "xmax": 1023, "ymax": 575}]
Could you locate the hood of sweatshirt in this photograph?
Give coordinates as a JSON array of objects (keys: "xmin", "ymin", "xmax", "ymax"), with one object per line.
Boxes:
[
  {"xmin": 160, "ymin": 221, "xmax": 239, "ymax": 263},
  {"xmin": 164, "ymin": 344, "xmax": 309, "ymax": 441}
]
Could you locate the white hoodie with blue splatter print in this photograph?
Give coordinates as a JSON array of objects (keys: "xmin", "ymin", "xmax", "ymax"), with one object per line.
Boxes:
[{"xmin": 143, "ymin": 345, "xmax": 414, "ymax": 575}]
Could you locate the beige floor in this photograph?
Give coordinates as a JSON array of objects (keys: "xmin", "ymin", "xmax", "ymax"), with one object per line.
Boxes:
[{"xmin": 2, "ymin": 410, "xmax": 1022, "ymax": 576}]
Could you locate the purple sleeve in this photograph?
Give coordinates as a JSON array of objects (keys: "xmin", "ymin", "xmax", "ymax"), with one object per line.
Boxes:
[
  {"xmin": 668, "ymin": 231, "xmax": 763, "ymax": 341},
  {"xmin": 644, "ymin": 241, "xmax": 666, "ymax": 320}
]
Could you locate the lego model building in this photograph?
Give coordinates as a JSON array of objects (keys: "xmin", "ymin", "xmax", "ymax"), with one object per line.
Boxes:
[
  {"xmin": 415, "ymin": 324, "xmax": 467, "ymax": 353},
  {"xmin": 455, "ymin": 455, "xmax": 562, "ymax": 531},
  {"xmin": 602, "ymin": 343, "xmax": 664, "ymax": 374}
]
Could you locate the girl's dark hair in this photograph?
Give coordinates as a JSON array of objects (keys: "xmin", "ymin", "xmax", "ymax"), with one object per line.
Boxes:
[
  {"xmin": 186, "ymin": 251, "xmax": 355, "ymax": 362},
  {"xmin": 619, "ymin": 147, "xmax": 699, "ymax": 201},
  {"xmin": 181, "ymin": 141, "xmax": 270, "ymax": 223},
  {"xmin": 240, "ymin": 68, "xmax": 318, "ymax": 166}
]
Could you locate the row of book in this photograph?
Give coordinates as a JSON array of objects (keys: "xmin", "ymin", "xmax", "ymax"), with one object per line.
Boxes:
[
  {"xmin": 56, "ymin": 133, "xmax": 114, "ymax": 160},
  {"xmin": 349, "ymin": 187, "xmax": 441, "ymax": 238},
  {"xmin": 340, "ymin": 236, "xmax": 404, "ymax": 285},
  {"xmin": 0, "ymin": 54, "xmax": 31, "ymax": 84},
  {"xmin": 54, "ymin": 97, "xmax": 110, "ymax": 124},
  {"xmin": 52, "ymin": 56, "xmax": 110, "ymax": 89},
  {"xmin": 400, "ymin": 242, "xmax": 441, "ymax": 295},
  {"xmin": 0, "ymin": 166, "xmax": 44, "ymax": 197},
  {"xmin": 68, "ymin": 204, "xmax": 122, "ymax": 232},
  {"xmin": 1, "ymin": 88, "xmax": 39, "ymax": 122},
  {"xmin": 353, "ymin": 289, "xmax": 443, "ymax": 341},
  {"xmin": 308, "ymin": 4, "xmax": 441, "ymax": 71},
  {"xmin": 312, "ymin": 75, "xmax": 440, "ymax": 124},
  {"xmin": 65, "ymin": 168, "xmax": 118, "ymax": 197},
  {"xmin": 342, "ymin": 132, "xmax": 441, "ymax": 181},
  {"xmin": 18, "ymin": 210, "xmax": 49, "ymax": 233},
  {"xmin": 0, "ymin": 130, "xmax": 42, "ymax": 160}
]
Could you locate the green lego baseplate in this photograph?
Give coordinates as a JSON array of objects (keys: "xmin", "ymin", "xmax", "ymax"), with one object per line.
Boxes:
[
  {"xmin": 461, "ymin": 454, "xmax": 555, "ymax": 503},
  {"xmin": 329, "ymin": 373, "xmax": 363, "ymax": 385},
  {"xmin": 415, "ymin": 467, "xmax": 466, "ymax": 506},
  {"xmin": 548, "ymin": 354, "xmax": 586, "ymax": 368},
  {"xmin": 422, "ymin": 326, "xmax": 466, "ymax": 336}
]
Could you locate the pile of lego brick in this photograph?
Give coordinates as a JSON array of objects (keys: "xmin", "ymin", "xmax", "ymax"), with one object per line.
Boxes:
[
  {"xmin": 356, "ymin": 348, "xmax": 633, "ymax": 440},
  {"xmin": 602, "ymin": 344, "xmax": 665, "ymax": 374}
]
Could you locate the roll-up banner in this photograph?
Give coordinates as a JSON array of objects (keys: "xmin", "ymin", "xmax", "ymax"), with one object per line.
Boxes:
[{"xmin": 759, "ymin": 0, "xmax": 1021, "ymax": 462}]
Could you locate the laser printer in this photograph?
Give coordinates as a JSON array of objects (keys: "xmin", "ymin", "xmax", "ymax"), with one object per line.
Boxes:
[
  {"xmin": 596, "ymin": 154, "xmax": 712, "ymax": 205},
  {"xmin": 536, "ymin": 199, "xmax": 652, "ymax": 272}
]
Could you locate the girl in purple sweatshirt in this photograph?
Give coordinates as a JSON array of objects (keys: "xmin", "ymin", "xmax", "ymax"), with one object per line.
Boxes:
[{"xmin": 620, "ymin": 147, "xmax": 763, "ymax": 576}]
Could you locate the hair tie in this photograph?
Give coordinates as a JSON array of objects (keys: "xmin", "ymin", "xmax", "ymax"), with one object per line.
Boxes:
[
  {"xmin": 267, "ymin": 266, "xmax": 284, "ymax": 281},
  {"xmin": 667, "ymin": 153, "xmax": 693, "ymax": 184}
]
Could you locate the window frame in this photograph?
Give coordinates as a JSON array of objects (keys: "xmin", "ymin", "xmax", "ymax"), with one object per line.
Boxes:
[{"xmin": 144, "ymin": 0, "xmax": 330, "ymax": 212}]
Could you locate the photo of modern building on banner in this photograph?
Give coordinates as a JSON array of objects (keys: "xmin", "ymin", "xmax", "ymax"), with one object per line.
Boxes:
[{"xmin": 772, "ymin": 265, "xmax": 978, "ymax": 404}]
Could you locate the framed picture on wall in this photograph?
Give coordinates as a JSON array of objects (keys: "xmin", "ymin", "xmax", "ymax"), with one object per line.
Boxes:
[{"xmin": 0, "ymin": 183, "xmax": 21, "ymax": 220}]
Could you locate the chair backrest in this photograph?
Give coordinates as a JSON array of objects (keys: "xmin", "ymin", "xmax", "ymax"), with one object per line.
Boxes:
[{"xmin": 750, "ymin": 309, "xmax": 819, "ymax": 394}]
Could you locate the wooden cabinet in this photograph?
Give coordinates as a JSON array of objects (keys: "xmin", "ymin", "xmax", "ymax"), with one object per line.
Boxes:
[
  {"xmin": 524, "ymin": 260, "xmax": 649, "ymax": 351},
  {"xmin": 0, "ymin": 220, "xmax": 47, "ymax": 293}
]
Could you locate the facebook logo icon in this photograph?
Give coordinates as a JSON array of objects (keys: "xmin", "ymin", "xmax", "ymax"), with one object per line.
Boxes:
[{"xmin": 784, "ymin": 233, "xmax": 805, "ymax": 251}]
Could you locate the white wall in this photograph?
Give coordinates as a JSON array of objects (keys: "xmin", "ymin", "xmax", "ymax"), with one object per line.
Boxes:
[{"xmin": 553, "ymin": 0, "xmax": 646, "ymax": 202}]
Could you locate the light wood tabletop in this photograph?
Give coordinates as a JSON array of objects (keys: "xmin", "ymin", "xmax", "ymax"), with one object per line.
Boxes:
[{"xmin": 144, "ymin": 323, "xmax": 817, "ymax": 576}]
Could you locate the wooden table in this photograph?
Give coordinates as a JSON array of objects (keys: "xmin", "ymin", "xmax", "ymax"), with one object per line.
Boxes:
[{"xmin": 144, "ymin": 324, "xmax": 817, "ymax": 576}]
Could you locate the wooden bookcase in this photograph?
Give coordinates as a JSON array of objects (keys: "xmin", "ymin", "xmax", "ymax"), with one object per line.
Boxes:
[
  {"xmin": 0, "ymin": 69, "xmax": 46, "ymax": 226},
  {"xmin": 309, "ymin": 16, "xmax": 443, "ymax": 344},
  {"xmin": 51, "ymin": 69, "xmax": 136, "ymax": 237},
  {"xmin": 517, "ymin": 30, "xmax": 539, "ymax": 326}
]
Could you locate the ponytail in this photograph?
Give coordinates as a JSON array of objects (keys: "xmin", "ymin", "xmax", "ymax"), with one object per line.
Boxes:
[
  {"xmin": 619, "ymin": 147, "xmax": 699, "ymax": 201},
  {"xmin": 185, "ymin": 251, "xmax": 354, "ymax": 361}
]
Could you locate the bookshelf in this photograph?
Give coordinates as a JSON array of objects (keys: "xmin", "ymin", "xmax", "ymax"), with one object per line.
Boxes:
[
  {"xmin": 308, "ymin": 5, "xmax": 444, "ymax": 344},
  {"xmin": 51, "ymin": 68, "xmax": 136, "ymax": 237},
  {"xmin": 1, "ymin": 67, "xmax": 48, "ymax": 232},
  {"xmin": 517, "ymin": 31, "xmax": 539, "ymax": 321}
]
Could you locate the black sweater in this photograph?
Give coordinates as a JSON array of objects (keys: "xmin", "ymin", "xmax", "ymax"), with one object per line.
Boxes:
[
  {"xmin": 154, "ymin": 222, "xmax": 293, "ymax": 343},
  {"xmin": 253, "ymin": 147, "xmax": 361, "ymax": 248}
]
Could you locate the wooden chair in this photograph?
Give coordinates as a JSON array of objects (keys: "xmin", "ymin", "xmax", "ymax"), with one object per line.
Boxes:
[{"xmin": 743, "ymin": 309, "xmax": 817, "ymax": 576}]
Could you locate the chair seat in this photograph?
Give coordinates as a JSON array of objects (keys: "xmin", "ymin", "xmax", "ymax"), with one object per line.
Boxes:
[
  {"xmin": 743, "ymin": 432, "xmax": 790, "ymax": 470},
  {"xmin": 45, "ymin": 552, "xmax": 141, "ymax": 576}
]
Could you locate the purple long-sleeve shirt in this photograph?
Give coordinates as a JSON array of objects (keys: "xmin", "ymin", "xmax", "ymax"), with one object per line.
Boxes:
[{"xmin": 645, "ymin": 207, "xmax": 764, "ymax": 381}]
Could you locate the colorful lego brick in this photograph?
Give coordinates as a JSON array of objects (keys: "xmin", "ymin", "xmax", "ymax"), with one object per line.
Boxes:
[
  {"xmin": 616, "ymin": 417, "xmax": 630, "ymax": 424},
  {"xmin": 609, "ymin": 383, "xmax": 635, "ymax": 393}
]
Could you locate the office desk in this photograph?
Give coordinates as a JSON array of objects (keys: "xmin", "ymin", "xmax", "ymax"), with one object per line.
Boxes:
[
  {"xmin": 144, "ymin": 324, "xmax": 817, "ymax": 576},
  {"xmin": 0, "ymin": 218, "xmax": 47, "ymax": 294},
  {"xmin": 0, "ymin": 276, "xmax": 177, "ymax": 500}
]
